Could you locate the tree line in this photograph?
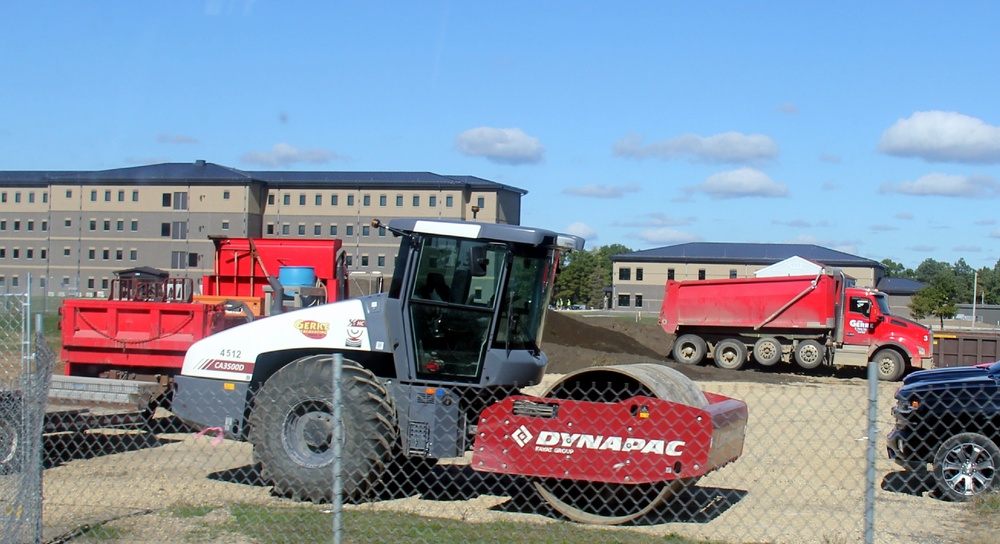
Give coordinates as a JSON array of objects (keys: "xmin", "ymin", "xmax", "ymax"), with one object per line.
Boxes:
[{"xmin": 553, "ymin": 245, "xmax": 1000, "ymax": 327}]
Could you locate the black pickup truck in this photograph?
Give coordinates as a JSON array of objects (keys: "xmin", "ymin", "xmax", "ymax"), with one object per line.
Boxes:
[{"xmin": 887, "ymin": 361, "xmax": 1000, "ymax": 501}]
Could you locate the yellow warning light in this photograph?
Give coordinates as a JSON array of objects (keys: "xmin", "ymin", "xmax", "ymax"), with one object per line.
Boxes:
[{"xmin": 224, "ymin": 383, "xmax": 236, "ymax": 391}]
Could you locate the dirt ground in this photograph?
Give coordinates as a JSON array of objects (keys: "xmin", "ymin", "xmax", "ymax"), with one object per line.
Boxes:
[{"xmin": 36, "ymin": 310, "xmax": 974, "ymax": 543}]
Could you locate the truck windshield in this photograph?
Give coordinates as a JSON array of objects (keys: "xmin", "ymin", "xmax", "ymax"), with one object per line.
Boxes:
[{"xmin": 874, "ymin": 294, "xmax": 893, "ymax": 316}]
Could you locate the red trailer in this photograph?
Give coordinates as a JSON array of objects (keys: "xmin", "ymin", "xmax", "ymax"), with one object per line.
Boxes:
[{"xmin": 659, "ymin": 270, "xmax": 934, "ymax": 381}]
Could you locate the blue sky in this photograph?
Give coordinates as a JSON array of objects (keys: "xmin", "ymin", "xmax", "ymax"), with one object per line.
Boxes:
[{"xmin": 3, "ymin": 2, "xmax": 1000, "ymax": 269}]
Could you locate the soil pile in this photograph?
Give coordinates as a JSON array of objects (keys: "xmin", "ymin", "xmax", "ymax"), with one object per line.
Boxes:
[{"xmin": 542, "ymin": 310, "xmax": 673, "ymax": 374}]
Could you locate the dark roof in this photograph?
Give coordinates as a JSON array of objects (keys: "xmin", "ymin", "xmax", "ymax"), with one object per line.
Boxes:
[
  {"xmin": 613, "ymin": 242, "xmax": 883, "ymax": 269},
  {"xmin": 876, "ymin": 277, "xmax": 925, "ymax": 295},
  {"xmin": 0, "ymin": 162, "xmax": 527, "ymax": 194}
]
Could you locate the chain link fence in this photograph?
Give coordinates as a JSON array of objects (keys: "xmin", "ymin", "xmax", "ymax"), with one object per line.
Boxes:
[{"xmin": 2, "ymin": 323, "xmax": 994, "ymax": 543}]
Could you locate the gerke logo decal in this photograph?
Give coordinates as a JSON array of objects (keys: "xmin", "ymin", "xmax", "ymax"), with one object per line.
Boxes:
[{"xmin": 294, "ymin": 319, "xmax": 330, "ymax": 339}]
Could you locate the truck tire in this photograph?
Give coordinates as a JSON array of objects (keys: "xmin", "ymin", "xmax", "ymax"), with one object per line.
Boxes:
[
  {"xmin": 932, "ymin": 432, "xmax": 999, "ymax": 501},
  {"xmin": 873, "ymin": 349, "xmax": 906, "ymax": 381},
  {"xmin": 672, "ymin": 334, "xmax": 707, "ymax": 365},
  {"xmin": 794, "ymin": 339, "xmax": 824, "ymax": 370},
  {"xmin": 753, "ymin": 337, "xmax": 782, "ymax": 366},
  {"xmin": 713, "ymin": 338, "xmax": 748, "ymax": 370},
  {"xmin": 250, "ymin": 354, "xmax": 398, "ymax": 503}
]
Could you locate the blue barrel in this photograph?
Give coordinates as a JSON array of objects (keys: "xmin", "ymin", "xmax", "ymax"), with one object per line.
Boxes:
[{"xmin": 278, "ymin": 266, "xmax": 316, "ymax": 287}]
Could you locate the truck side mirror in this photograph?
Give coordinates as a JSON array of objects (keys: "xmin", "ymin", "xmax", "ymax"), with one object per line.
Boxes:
[{"xmin": 470, "ymin": 246, "xmax": 489, "ymax": 277}]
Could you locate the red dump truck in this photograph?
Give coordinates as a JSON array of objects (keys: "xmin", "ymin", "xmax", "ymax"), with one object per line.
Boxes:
[{"xmin": 659, "ymin": 269, "xmax": 934, "ymax": 381}]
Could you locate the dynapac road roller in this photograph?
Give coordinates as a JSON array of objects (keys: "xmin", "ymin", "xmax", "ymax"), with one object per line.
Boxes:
[{"xmin": 171, "ymin": 218, "xmax": 747, "ymax": 524}]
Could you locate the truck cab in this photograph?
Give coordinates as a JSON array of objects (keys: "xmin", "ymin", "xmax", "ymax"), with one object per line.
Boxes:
[{"xmin": 836, "ymin": 288, "xmax": 933, "ymax": 380}]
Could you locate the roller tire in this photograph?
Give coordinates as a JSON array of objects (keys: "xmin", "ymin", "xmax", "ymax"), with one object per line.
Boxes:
[
  {"xmin": 753, "ymin": 337, "xmax": 782, "ymax": 366},
  {"xmin": 672, "ymin": 334, "xmax": 707, "ymax": 365},
  {"xmin": 713, "ymin": 338, "xmax": 748, "ymax": 370},
  {"xmin": 794, "ymin": 339, "xmax": 825, "ymax": 370},
  {"xmin": 250, "ymin": 355, "xmax": 397, "ymax": 503},
  {"xmin": 0, "ymin": 392, "xmax": 22, "ymax": 475}
]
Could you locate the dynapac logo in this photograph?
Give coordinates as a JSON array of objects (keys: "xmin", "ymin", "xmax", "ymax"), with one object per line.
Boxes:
[
  {"xmin": 294, "ymin": 319, "xmax": 330, "ymax": 339},
  {"xmin": 511, "ymin": 425, "xmax": 686, "ymax": 456}
]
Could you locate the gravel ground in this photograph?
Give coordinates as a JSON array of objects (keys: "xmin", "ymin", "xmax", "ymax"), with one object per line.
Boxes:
[{"xmin": 35, "ymin": 375, "xmax": 969, "ymax": 544}]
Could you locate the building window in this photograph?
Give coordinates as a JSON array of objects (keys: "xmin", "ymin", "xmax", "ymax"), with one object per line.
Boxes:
[
  {"xmin": 171, "ymin": 251, "xmax": 187, "ymax": 268},
  {"xmin": 379, "ymin": 227, "xmax": 386, "ymax": 237},
  {"xmin": 11, "ymin": 249, "xmax": 17, "ymax": 259},
  {"xmin": 313, "ymin": 224, "xmax": 321, "ymax": 235},
  {"xmin": 40, "ymin": 249, "xmax": 47, "ymax": 259},
  {"xmin": 66, "ymin": 189, "xmax": 72, "ymax": 198},
  {"xmin": 330, "ymin": 225, "xmax": 337, "ymax": 236},
  {"xmin": 282, "ymin": 224, "xmax": 290, "ymax": 235},
  {"xmin": 172, "ymin": 222, "xmax": 187, "ymax": 238},
  {"xmin": 362, "ymin": 225, "xmax": 370, "ymax": 237},
  {"xmin": 477, "ymin": 196, "xmax": 485, "ymax": 208},
  {"xmin": 377, "ymin": 255, "xmax": 385, "ymax": 267},
  {"xmin": 266, "ymin": 223, "xmax": 275, "ymax": 235},
  {"xmin": 41, "ymin": 220, "xmax": 47, "ymax": 231},
  {"xmin": 618, "ymin": 294, "xmax": 631, "ymax": 307},
  {"xmin": 636, "ymin": 268, "xmax": 644, "ymax": 281},
  {"xmin": 395, "ymin": 195, "xmax": 403, "ymax": 206},
  {"xmin": 297, "ymin": 224, "xmax": 305, "ymax": 235},
  {"xmin": 299, "ymin": 194, "xmax": 306, "ymax": 206},
  {"xmin": 283, "ymin": 194, "xmax": 291, "ymax": 206},
  {"xmin": 173, "ymin": 192, "xmax": 188, "ymax": 210},
  {"xmin": 26, "ymin": 221, "xmax": 33, "ymax": 231},
  {"xmin": 161, "ymin": 223, "xmax": 170, "ymax": 237},
  {"xmin": 619, "ymin": 268, "xmax": 631, "ymax": 281},
  {"xmin": 0, "ymin": 192, "xmax": 5, "ymax": 203},
  {"xmin": 223, "ymin": 190, "xmax": 231, "ymax": 200},
  {"xmin": 315, "ymin": 194, "xmax": 322, "ymax": 206},
  {"xmin": 330, "ymin": 194, "xmax": 338, "ymax": 206},
  {"xmin": 698, "ymin": 269, "xmax": 706, "ymax": 280},
  {"xmin": 188, "ymin": 253, "xmax": 198, "ymax": 267},
  {"xmin": 361, "ymin": 255, "xmax": 369, "ymax": 267},
  {"xmin": 363, "ymin": 194, "xmax": 371, "ymax": 206},
  {"xmin": 118, "ymin": 190, "xmax": 125, "ymax": 202},
  {"xmin": 130, "ymin": 250, "xmax": 137, "ymax": 260},
  {"xmin": 346, "ymin": 225, "xmax": 354, "ymax": 236},
  {"xmin": 115, "ymin": 249, "xmax": 123, "ymax": 260},
  {"xmin": 445, "ymin": 195, "xmax": 453, "ymax": 207},
  {"xmin": 635, "ymin": 295, "xmax": 643, "ymax": 308},
  {"xmin": 222, "ymin": 221, "xmax": 230, "ymax": 230},
  {"xmin": 104, "ymin": 190, "xmax": 111, "ymax": 202},
  {"xmin": 87, "ymin": 279, "xmax": 95, "ymax": 289},
  {"xmin": 101, "ymin": 279, "xmax": 109, "ymax": 290},
  {"xmin": 0, "ymin": 249, "xmax": 5, "ymax": 258},
  {"xmin": 26, "ymin": 249, "xmax": 33, "ymax": 259},
  {"xmin": 102, "ymin": 249, "xmax": 109, "ymax": 260},
  {"xmin": 65, "ymin": 219, "xmax": 71, "ymax": 227},
  {"xmin": 668, "ymin": 268, "xmax": 675, "ymax": 281},
  {"xmin": 0, "ymin": 221, "xmax": 5, "ymax": 231},
  {"xmin": 268, "ymin": 194, "xmax": 275, "ymax": 205},
  {"xmin": 429, "ymin": 196, "xmax": 437, "ymax": 207},
  {"xmin": 91, "ymin": 190, "xmax": 98, "ymax": 202},
  {"xmin": 89, "ymin": 220, "xmax": 97, "ymax": 231},
  {"xmin": 14, "ymin": 193, "xmax": 21, "ymax": 203},
  {"xmin": 88, "ymin": 249, "xmax": 95, "ymax": 260},
  {"xmin": 380, "ymin": 195, "xmax": 387, "ymax": 206},
  {"xmin": 347, "ymin": 194, "xmax": 354, "ymax": 206},
  {"xmin": 103, "ymin": 220, "xmax": 110, "ymax": 231},
  {"xmin": 346, "ymin": 256, "xmax": 353, "ymax": 266},
  {"xmin": 13, "ymin": 221, "xmax": 20, "ymax": 231},
  {"xmin": 413, "ymin": 195, "xmax": 419, "ymax": 207},
  {"xmin": 28, "ymin": 192, "xmax": 35, "ymax": 203},
  {"xmin": 162, "ymin": 193, "xmax": 171, "ymax": 207},
  {"xmin": 132, "ymin": 190, "xmax": 139, "ymax": 202},
  {"xmin": 729, "ymin": 269, "xmax": 738, "ymax": 279},
  {"xmin": 63, "ymin": 248, "xmax": 70, "ymax": 256},
  {"xmin": 130, "ymin": 220, "xmax": 138, "ymax": 231},
  {"xmin": 42, "ymin": 192, "xmax": 47, "ymax": 203}
]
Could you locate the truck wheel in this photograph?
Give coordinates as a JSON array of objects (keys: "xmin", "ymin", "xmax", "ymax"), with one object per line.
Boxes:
[
  {"xmin": 250, "ymin": 354, "xmax": 398, "ymax": 503},
  {"xmin": 873, "ymin": 349, "xmax": 905, "ymax": 381},
  {"xmin": 932, "ymin": 433, "xmax": 999, "ymax": 501},
  {"xmin": 713, "ymin": 338, "xmax": 747, "ymax": 370},
  {"xmin": 671, "ymin": 334, "xmax": 707, "ymax": 365},
  {"xmin": 753, "ymin": 337, "xmax": 782, "ymax": 366},
  {"xmin": 794, "ymin": 340, "xmax": 824, "ymax": 370}
]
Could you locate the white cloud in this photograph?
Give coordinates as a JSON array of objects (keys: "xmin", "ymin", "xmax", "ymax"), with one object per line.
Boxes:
[
  {"xmin": 773, "ymin": 219, "xmax": 829, "ymax": 228},
  {"xmin": 990, "ymin": 229, "xmax": 1000, "ymax": 239},
  {"xmin": 455, "ymin": 127, "xmax": 545, "ymax": 165},
  {"xmin": 564, "ymin": 222, "xmax": 597, "ymax": 240},
  {"xmin": 777, "ymin": 102, "xmax": 799, "ymax": 115},
  {"xmin": 241, "ymin": 143, "xmax": 343, "ymax": 167},
  {"xmin": 632, "ymin": 228, "xmax": 703, "ymax": 245},
  {"xmin": 895, "ymin": 212, "xmax": 914, "ymax": 220},
  {"xmin": 878, "ymin": 111, "xmax": 1000, "ymax": 163},
  {"xmin": 953, "ymin": 245, "xmax": 981, "ymax": 252},
  {"xmin": 974, "ymin": 219, "xmax": 996, "ymax": 225},
  {"xmin": 690, "ymin": 167, "xmax": 789, "ymax": 199},
  {"xmin": 870, "ymin": 224, "xmax": 898, "ymax": 232},
  {"xmin": 879, "ymin": 173, "xmax": 999, "ymax": 198},
  {"xmin": 562, "ymin": 183, "xmax": 639, "ymax": 198},
  {"xmin": 906, "ymin": 244, "xmax": 937, "ymax": 252},
  {"xmin": 157, "ymin": 133, "xmax": 198, "ymax": 144},
  {"xmin": 613, "ymin": 131, "xmax": 778, "ymax": 164}
]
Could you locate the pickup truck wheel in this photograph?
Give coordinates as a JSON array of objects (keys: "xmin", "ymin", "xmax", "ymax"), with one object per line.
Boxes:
[
  {"xmin": 873, "ymin": 349, "xmax": 905, "ymax": 381},
  {"xmin": 753, "ymin": 337, "xmax": 782, "ymax": 366},
  {"xmin": 794, "ymin": 340, "xmax": 824, "ymax": 370},
  {"xmin": 250, "ymin": 354, "xmax": 398, "ymax": 503},
  {"xmin": 713, "ymin": 338, "xmax": 748, "ymax": 370},
  {"xmin": 672, "ymin": 334, "xmax": 707, "ymax": 365},
  {"xmin": 933, "ymin": 433, "xmax": 999, "ymax": 501}
]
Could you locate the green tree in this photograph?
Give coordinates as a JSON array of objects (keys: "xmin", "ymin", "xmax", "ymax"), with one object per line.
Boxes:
[
  {"xmin": 909, "ymin": 270, "xmax": 960, "ymax": 328},
  {"xmin": 553, "ymin": 244, "xmax": 632, "ymax": 308},
  {"xmin": 880, "ymin": 258, "xmax": 914, "ymax": 279}
]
